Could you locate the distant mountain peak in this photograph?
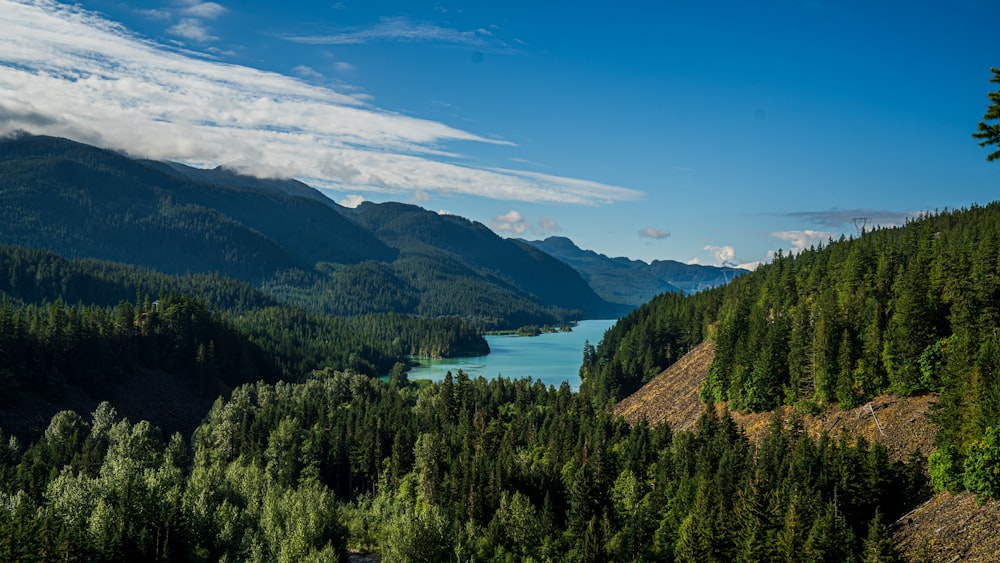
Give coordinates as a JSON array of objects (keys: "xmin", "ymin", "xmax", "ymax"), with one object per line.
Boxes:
[{"xmin": 523, "ymin": 237, "xmax": 747, "ymax": 307}]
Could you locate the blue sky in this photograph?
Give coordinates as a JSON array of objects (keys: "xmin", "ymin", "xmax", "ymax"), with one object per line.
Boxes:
[{"xmin": 1, "ymin": 0, "xmax": 997, "ymax": 268}]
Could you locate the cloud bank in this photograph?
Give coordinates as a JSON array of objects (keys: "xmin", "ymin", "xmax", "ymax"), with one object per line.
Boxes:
[{"xmin": 0, "ymin": 0, "xmax": 641, "ymax": 206}]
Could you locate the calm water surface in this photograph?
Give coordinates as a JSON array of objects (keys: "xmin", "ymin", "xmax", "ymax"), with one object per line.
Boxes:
[{"xmin": 407, "ymin": 318, "xmax": 617, "ymax": 389}]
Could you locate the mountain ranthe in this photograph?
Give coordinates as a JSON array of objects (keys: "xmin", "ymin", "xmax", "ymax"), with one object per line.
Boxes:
[
  {"xmin": 0, "ymin": 134, "xmax": 623, "ymax": 329},
  {"xmin": 0, "ymin": 134, "xmax": 394, "ymax": 280},
  {"xmin": 523, "ymin": 235, "xmax": 744, "ymax": 307},
  {"xmin": 2, "ymin": 132, "xmax": 981, "ymax": 562}
]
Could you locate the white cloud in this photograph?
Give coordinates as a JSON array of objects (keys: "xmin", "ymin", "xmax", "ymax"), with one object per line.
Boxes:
[
  {"xmin": 0, "ymin": 0, "xmax": 641, "ymax": 206},
  {"xmin": 137, "ymin": 9, "xmax": 172, "ymax": 21},
  {"xmin": 491, "ymin": 210, "xmax": 528, "ymax": 235},
  {"xmin": 293, "ymin": 65, "xmax": 324, "ymax": 80},
  {"xmin": 411, "ymin": 190, "xmax": 431, "ymax": 203},
  {"xmin": 437, "ymin": 209, "xmax": 452, "ymax": 215},
  {"xmin": 639, "ymin": 227, "xmax": 670, "ymax": 240},
  {"xmin": 286, "ymin": 16, "xmax": 491, "ymax": 48},
  {"xmin": 770, "ymin": 229, "xmax": 837, "ymax": 253},
  {"xmin": 167, "ymin": 18, "xmax": 216, "ymax": 42},
  {"xmin": 704, "ymin": 245, "xmax": 736, "ymax": 266},
  {"xmin": 179, "ymin": 1, "xmax": 227, "ymax": 20},
  {"xmin": 490, "ymin": 211, "xmax": 562, "ymax": 236},
  {"xmin": 338, "ymin": 194, "xmax": 364, "ymax": 208},
  {"xmin": 689, "ymin": 244, "xmax": 747, "ymax": 268},
  {"xmin": 333, "ymin": 61, "xmax": 355, "ymax": 72},
  {"xmin": 688, "ymin": 246, "xmax": 761, "ymax": 271}
]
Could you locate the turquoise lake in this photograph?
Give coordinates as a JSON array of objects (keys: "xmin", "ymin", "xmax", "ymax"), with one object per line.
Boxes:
[{"xmin": 406, "ymin": 318, "xmax": 618, "ymax": 390}]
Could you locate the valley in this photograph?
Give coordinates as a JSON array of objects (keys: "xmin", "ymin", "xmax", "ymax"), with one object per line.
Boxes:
[{"xmin": 0, "ymin": 134, "xmax": 997, "ymax": 561}]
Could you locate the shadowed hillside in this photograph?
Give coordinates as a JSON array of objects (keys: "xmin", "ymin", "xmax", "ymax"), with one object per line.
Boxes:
[{"xmin": 0, "ymin": 134, "xmax": 621, "ymax": 329}]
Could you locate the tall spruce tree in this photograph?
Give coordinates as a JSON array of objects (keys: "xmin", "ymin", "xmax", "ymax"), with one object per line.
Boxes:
[{"xmin": 973, "ymin": 67, "xmax": 1000, "ymax": 161}]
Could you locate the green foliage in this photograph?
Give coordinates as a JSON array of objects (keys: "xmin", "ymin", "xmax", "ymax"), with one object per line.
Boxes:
[
  {"xmin": 973, "ymin": 67, "xmax": 1000, "ymax": 161},
  {"xmin": 0, "ymin": 374, "xmax": 922, "ymax": 561},
  {"xmin": 928, "ymin": 444, "xmax": 964, "ymax": 494},
  {"xmin": 963, "ymin": 426, "xmax": 1000, "ymax": 503},
  {"xmin": 581, "ymin": 289, "xmax": 721, "ymax": 402},
  {"xmin": 862, "ymin": 509, "xmax": 901, "ymax": 563},
  {"xmin": 590, "ymin": 204, "xmax": 1000, "ymax": 501},
  {"xmin": 0, "ymin": 243, "xmax": 489, "ymax": 434}
]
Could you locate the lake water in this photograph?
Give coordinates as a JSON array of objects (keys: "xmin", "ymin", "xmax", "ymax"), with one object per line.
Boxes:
[{"xmin": 406, "ymin": 318, "xmax": 617, "ymax": 389}]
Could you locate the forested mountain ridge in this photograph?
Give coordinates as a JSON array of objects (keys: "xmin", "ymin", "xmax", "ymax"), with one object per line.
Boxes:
[
  {"xmin": 523, "ymin": 235, "xmax": 744, "ymax": 306},
  {"xmin": 0, "ymin": 134, "xmax": 620, "ymax": 328},
  {"xmin": 583, "ymin": 202, "xmax": 1000, "ymax": 501},
  {"xmin": 147, "ymin": 160, "xmax": 336, "ymax": 207},
  {"xmin": 0, "ymin": 243, "xmax": 487, "ymax": 437},
  {"xmin": 0, "ymin": 134, "xmax": 394, "ymax": 281},
  {"xmin": 348, "ymin": 202, "xmax": 624, "ymax": 320}
]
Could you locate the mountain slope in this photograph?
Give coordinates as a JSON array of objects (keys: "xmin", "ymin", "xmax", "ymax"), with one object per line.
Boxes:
[
  {"xmin": 149, "ymin": 160, "xmax": 336, "ymax": 206},
  {"xmin": 0, "ymin": 134, "xmax": 620, "ymax": 328},
  {"xmin": 348, "ymin": 202, "xmax": 626, "ymax": 320},
  {"xmin": 523, "ymin": 236, "xmax": 743, "ymax": 306},
  {"xmin": 611, "ymin": 340, "xmax": 714, "ymax": 431},
  {"xmin": 0, "ymin": 134, "xmax": 395, "ymax": 281}
]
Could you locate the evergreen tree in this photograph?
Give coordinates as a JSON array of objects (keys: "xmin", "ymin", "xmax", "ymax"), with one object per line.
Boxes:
[{"xmin": 973, "ymin": 67, "xmax": 1000, "ymax": 161}]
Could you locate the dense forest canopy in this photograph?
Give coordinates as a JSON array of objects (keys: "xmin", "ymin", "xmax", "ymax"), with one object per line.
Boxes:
[
  {"xmin": 0, "ymin": 371, "xmax": 923, "ymax": 561},
  {"xmin": 582, "ymin": 203, "xmax": 1000, "ymax": 500},
  {"xmin": 0, "ymin": 243, "xmax": 487, "ymax": 437},
  {"xmin": 0, "ymin": 227, "xmax": 935, "ymax": 561}
]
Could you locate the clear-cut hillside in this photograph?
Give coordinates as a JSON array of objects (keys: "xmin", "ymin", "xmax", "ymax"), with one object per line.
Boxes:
[
  {"xmin": 611, "ymin": 340, "xmax": 715, "ymax": 431},
  {"xmin": 892, "ymin": 491, "xmax": 1000, "ymax": 562},
  {"xmin": 611, "ymin": 339, "xmax": 937, "ymax": 462}
]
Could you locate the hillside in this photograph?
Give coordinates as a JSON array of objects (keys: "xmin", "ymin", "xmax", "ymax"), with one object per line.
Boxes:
[
  {"xmin": 523, "ymin": 235, "xmax": 744, "ymax": 305},
  {"xmin": 346, "ymin": 202, "xmax": 626, "ymax": 321},
  {"xmin": 0, "ymin": 134, "xmax": 618, "ymax": 328},
  {"xmin": 0, "ymin": 134, "xmax": 395, "ymax": 280},
  {"xmin": 892, "ymin": 491, "xmax": 1000, "ymax": 562},
  {"xmin": 610, "ymin": 339, "xmax": 1000, "ymax": 562},
  {"xmin": 611, "ymin": 340, "xmax": 715, "ymax": 431},
  {"xmin": 611, "ymin": 341, "xmax": 937, "ymax": 462}
]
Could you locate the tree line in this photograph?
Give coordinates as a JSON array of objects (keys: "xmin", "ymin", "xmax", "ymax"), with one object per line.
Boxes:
[
  {"xmin": 582, "ymin": 203, "xmax": 1000, "ymax": 501},
  {"xmin": 0, "ymin": 370, "xmax": 922, "ymax": 561}
]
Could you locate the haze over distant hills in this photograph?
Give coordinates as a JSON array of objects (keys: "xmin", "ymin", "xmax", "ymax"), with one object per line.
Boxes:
[{"xmin": 523, "ymin": 236, "xmax": 745, "ymax": 306}]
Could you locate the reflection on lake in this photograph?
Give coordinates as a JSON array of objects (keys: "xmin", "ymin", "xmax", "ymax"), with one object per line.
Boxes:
[{"xmin": 406, "ymin": 318, "xmax": 617, "ymax": 390}]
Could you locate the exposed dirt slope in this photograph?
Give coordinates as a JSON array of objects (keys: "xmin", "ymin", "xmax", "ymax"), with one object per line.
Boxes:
[
  {"xmin": 611, "ymin": 341, "xmax": 936, "ymax": 462},
  {"xmin": 610, "ymin": 340, "xmax": 1000, "ymax": 562},
  {"xmin": 729, "ymin": 393, "xmax": 938, "ymax": 463},
  {"xmin": 610, "ymin": 340, "xmax": 714, "ymax": 431},
  {"xmin": 892, "ymin": 491, "xmax": 1000, "ymax": 562}
]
